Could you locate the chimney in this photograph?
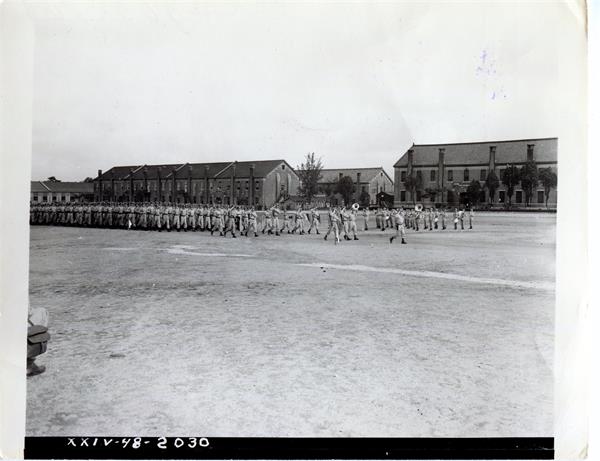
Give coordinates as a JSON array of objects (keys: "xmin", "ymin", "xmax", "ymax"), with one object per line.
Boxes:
[
  {"xmin": 407, "ymin": 149, "xmax": 414, "ymax": 176},
  {"xmin": 527, "ymin": 144, "xmax": 535, "ymax": 162},
  {"xmin": 231, "ymin": 161, "xmax": 237, "ymax": 205},
  {"xmin": 249, "ymin": 163, "xmax": 255, "ymax": 206},
  {"xmin": 157, "ymin": 166, "xmax": 163, "ymax": 202},
  {"xmin": 110, "ymin": 171, "xmax": 115, "ymax": 201},
  {"xmin": 129, "ymin": 168, "xmax": 134, "ymax": 202},
  {"xmin": 489, "ymin": 146, "xmax": 496, "ymax": 171},
  {"xmin": 187, "ymin": 164, "xmax": 193, "ymax": 203},
  {"xmin": 143, "ymin": 165, "xmax": 148, "ymax": 195},
  {"xmin": 204, "ymin": 165, "xmax": 210, "ymax": 204},
  {"xmin": 172, "ymin": 168, "xmax": 177, "ymax": 203},
  {"xmin": 97, "ymin": 169, "xmax": 103, "ymax": 201},
  {"xmin": 438, "ymin": 148, "xmax": 445, "ymax": 187}
]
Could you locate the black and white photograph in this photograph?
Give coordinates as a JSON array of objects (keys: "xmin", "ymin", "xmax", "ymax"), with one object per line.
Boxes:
[{"xmin": 0, "ymin": 0, "xmax": 591, "ymax": 459}]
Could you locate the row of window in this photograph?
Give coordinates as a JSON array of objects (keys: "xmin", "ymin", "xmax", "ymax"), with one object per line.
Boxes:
[
  {"xmin": 32, "ymin": 193, "xmax": 71, "ymax": 202},
  {"xmin": 400, "ymin": 167, "xmax": 554, "ymax": 183},
  {"xmin": 400, "ymin": 169, "xmax": 487, "ymax": 183},
  {"xmin": 399, "ymin": 189, "xmax": 548, "ymax": 203},
  {"xmin": 99, "ymin": 180, "xmax": 264, "ymax": 194}
]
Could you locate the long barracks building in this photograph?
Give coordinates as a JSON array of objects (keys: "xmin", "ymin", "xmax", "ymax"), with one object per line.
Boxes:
[
  {"xmin": 393, "ymin": 137, "xmax": 558, "ymax": 208},
  {"xmin": 94, "ymin": 160, "xmax": 300, "ymax": 208}
]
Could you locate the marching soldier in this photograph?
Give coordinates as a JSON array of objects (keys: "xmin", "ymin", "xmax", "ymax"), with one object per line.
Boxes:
[
  {"xmin": 271, "ymin": 205, "xmax": 281, "ymax": 236},
  {"xmin": 324, "ymin": 206, "xmax": 341, "ymax": 244},
  {"xmin": 246, "ymin": 207, "xmax": 259, "ymax": 237},
  {"xmin": 261, "ymin": 207, "xmax": 273, "ymax": 235},
  {"xmin": 348, "ymin": 208, "xmax": 359, "ymax": 240},
  {"xmin": 291, "ymin": 206, "xmax": 306, "ymax": 235},
  {"xmin": 224, "ymin": 206, "xmax": 238, "ymax": 238},
  {"xmin": 389, "ymin": 209, "xmax": 407, "ymax": 244},
  {"xmin": 308, "ymin": 207, "xmax": 320, "ymax": 234}
]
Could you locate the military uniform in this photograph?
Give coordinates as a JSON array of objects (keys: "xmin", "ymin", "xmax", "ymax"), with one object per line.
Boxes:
[
  {"xmin": 362, "ymin": 208, "xmax": 369, "ymax": 231},
  {"xmin": 324, "ymin": 208, "xmax": 341, "ymax": 244},
  {"xmin": 308, "ymin": 208, "xmax": 320, "ymax": 234},
  {"xmin": 390, "ymin": 210, "xmax": 407, "ymax": 244},
  {"xmin": 348, "ymin": 210, "xmax": 359, "ymax": 240}
]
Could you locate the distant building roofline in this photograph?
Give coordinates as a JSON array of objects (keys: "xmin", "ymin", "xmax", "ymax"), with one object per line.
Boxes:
[{"xmin": 410, "ymin": 137, "xmax": 558, "ymax": 148}]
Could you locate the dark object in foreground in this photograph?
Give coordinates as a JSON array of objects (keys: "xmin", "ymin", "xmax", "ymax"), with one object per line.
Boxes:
[
  {"xmin": 27, "ymin": 324, "xmax": 50, "ymax": 377},
  {"xmin": 24, "ymin": 436, "xmax": 554, "ymax": 459}
]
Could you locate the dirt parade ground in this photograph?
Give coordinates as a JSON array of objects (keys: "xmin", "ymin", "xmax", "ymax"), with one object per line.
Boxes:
[{"xmin": 26, "ymin": 212, "xmax": 555, "ymax": 437}]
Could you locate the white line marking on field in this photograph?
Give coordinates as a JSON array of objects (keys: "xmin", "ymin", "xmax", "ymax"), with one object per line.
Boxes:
[
  {"xmin": 103, "ymin": 247, "xmax": 138, "ymax": 251},
  {"xmin": 298, "ymin": 263, "xmax": 554, "ymax": 291},
  {"xmin": 166, "ymin": 248, "xmax": 252, "ymax": 258}
]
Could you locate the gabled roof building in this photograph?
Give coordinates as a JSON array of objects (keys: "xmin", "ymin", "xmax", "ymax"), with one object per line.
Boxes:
[
  {"xmin": 393, "ymin": 138, "xmax": 558, "ymax": 208},
  {"xmin": 93, "ymin": 160, "xmax": 299, "ymax": 208},
  {"xmin": 31, "ymin": 181, "xmax": 94, "ymax": 203},
  {"xmin": 299, "ymin": 167, "xmax": 393, "ymax": 206}
]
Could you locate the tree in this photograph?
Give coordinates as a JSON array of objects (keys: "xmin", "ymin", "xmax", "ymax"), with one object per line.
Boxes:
[
  {"xmin": 485, "ymin": 170, "xmax": 500, "ymax": 204},
  {"xmin": 403, "ymin": 173, "xmax": 423, "ymax": 204},
  {"xmin": 538, "ymin": 167, "xmax": 557, "ymax": 208},
  {"xmin": 47, "ymin": 176, "xmax": 61, "ymax": 182},
  {"xmin": 358, "ymin": 189, "xmax": 370, "ymax": 207},
  {"xmin": 296, "ymin": 153, "xmax": 323, "ymax": 204},
  {"xmin": 501, "ymin": 164, "xmax": 520, "ymax": 207},
  {"xmin": 466, "ymin": 180, "xmax": 482, "ymax": 206},
  {"xmin": 83, "ymin": 177, "xmax": 94, "ymax": 183},
  {"xmin": 519, "ymin": 160, "xmax": 539, "ymax": 207},
  {"xmin": 335, "ymin": 175, "xmax": 355, "ymax": 205},
  {"xmin": 447, "ymin": 182, "xmax": 463, "ymax": 205},
  {"xmin": 424, "ymin": 185, "xmax": 443, "ymax": 203}
]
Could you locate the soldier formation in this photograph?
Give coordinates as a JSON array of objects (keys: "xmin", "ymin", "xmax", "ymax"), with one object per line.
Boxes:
[
  {"xmin": 28, "ymin": 202, "xmax": 323, "ymax": 238},
  {"xmin": 29, "ymin": 201, "xmax": 474, "ymax": 244}
]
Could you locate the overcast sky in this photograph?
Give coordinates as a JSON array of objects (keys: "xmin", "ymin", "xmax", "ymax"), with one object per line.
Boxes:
[{"xmin": 29, "ymin": 1, "xmax": 562, "ymax": 181}]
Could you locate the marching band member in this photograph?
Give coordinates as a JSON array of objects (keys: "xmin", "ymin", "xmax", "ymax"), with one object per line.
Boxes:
[
  {"xmin": 348, "ymin": 207, "xmax": 359, "ymax": 240},
  {"xmin": 389, "ymin": 209, "xmax": 407, "ymax": 244},
  {"xmin": 308, "ymin": 207, "xmax": 320, "ymax": 234},
  {"xmin": 261, "ymin": 208, "xmax": 273, "ymax": 234},
  {"xmin": 247, "ymin": 207, "xmax": 258, "ymax": 237},
  {"xmin": 362, "ymin": 207, "xmax": 369, "ymax": 231},
  {"xmin": 324, "ymin": 205, "xmax": 341, "ymax": 244}
]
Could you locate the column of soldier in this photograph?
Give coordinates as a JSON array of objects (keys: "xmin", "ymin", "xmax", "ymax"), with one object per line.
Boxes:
[
  {"xmin": 29, "ymin": 202, "xmax": 474, "ymax": 243},
  {"xmin": 29, "ymin": 202, "xmax": 320, "ymax": 237}
]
